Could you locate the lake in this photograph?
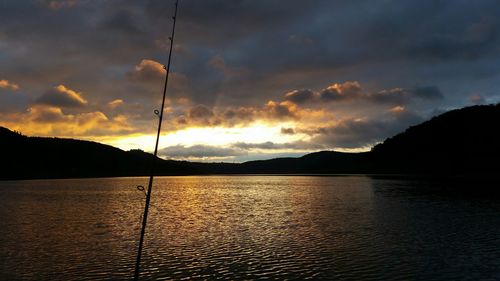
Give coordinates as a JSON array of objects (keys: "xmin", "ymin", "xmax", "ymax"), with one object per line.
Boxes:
[{"xmin": 0, "ymin": 176, "xmax": 498, "ymax": 280}]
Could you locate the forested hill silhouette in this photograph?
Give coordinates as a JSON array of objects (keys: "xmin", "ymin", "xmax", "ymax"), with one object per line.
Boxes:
[
  {"xmin": 0, "ymin": 104, "xmax": 498, "ymax": 180},
  {"xmin": 371, "ymin": 103, "xmax": 500, "ymax": 174},
  {"xmin": 0, "ymin": 129, "xmax": 209, "ymax": 180}
]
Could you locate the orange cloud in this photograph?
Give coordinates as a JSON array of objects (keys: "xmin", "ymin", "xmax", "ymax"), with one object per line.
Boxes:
[
  {"xmin": 107, "ymin": 99, "xmax": 124, "ymax": 109},
  {"xmin": 284, "ymin": 89, "xmax": 316, "ymax": 104},
  {"xmin": 128, "ymin": 59, "xmax": 165, "ymax": 82},
  {"xmin": 127, "ymin": 59, "xmax": 190, "ymax": 99},
  {"xmin": 281, "ymin": 81, "xmax": 423, "ymax": 106},
  {"xmin": 0, "ymin": 79, "xmax": 19, "ymax": 91},
  {"xmin": 390, "ymin": 106, "xmax": 405, "ymax": 113},
  {"xmin": 324, "ymin": 81, "xmax": 362, "ymax": 96},
  {"xmin": 164, "ymin": 99, "xmax": 330, "ymax": 132},
  {"xmin": 36, "ymin": 85, "xmax": 88, "ymax": 108},
  {"xmin": 283, "ymin": 81, "xmax": 362, "ymax": 104},
  {"xmin": 316, "ymin": 81, "xmax": 363, "ymax": 102},
  {"xmin": 0, "ymin": 104, "xmax": 134, "ymax": 137},
  {"xmin": 264, "ymin": 100, "xmax": 300, "ymax": 119}
]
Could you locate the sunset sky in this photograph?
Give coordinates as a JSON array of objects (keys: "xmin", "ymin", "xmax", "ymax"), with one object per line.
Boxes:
[{"xmin": 1, "ymin": 0, "xmax": 499, "ymax": 162}]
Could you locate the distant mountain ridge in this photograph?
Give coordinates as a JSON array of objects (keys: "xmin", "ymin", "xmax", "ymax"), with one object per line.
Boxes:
[{"xmin": 1, "ymin": 104, "xmax": 499, "ymax": 180}]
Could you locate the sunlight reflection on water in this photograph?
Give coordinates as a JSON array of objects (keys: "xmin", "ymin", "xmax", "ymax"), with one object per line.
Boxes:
[{"xmin": 0, "ymin": 176, "xmax": 498, "ymax": 280}]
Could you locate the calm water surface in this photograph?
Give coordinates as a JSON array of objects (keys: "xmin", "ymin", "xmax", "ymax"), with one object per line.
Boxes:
[{"xmin": 0, "ymin": 176, "xmax": 498, "ymax": 280}]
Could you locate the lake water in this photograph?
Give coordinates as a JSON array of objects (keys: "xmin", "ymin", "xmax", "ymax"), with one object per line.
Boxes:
[{"xmin": 0, "ymin": 176, "xmax": 498, "ymax": 280}]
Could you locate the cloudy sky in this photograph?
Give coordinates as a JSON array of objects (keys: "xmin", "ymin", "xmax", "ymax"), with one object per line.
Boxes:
[{"xmin": 1, "ymin": 0, "xmax": 499, "ymax": 162}]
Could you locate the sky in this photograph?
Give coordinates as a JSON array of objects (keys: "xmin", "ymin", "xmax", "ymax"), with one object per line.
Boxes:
[{"xmin": 1, "ymin": 0, "xmax": 499, "ymax": 162}]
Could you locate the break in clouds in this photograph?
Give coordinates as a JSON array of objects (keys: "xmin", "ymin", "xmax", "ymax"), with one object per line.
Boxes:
[{"xmin": 1, "ymin": 0, "xmax": 500, "ymax": 161}]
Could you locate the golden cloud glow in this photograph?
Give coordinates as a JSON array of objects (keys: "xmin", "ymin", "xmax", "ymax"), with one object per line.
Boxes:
[
  {"xmin": 36, "ymin": 85, "xmax": 88, "ymax": 108},
  {"xmin": 127, "ymin": 59, "xmax": 191, "ymax": 99},
  {"xmin": 107, "ymin": 122, "xmax": 305, "ymax": 152},
  {"xmin": 107, "ymin": 99, "xmax": 124, "ymax": 109},
  {"xmin": 264, "ymin": 100, "xmax": 300, "ymax": 119},
  {"xmin": 390, "ymin": 106, "xmax": 405, "ymax": 113},
  {"xmin": 0, "ymin": 77, "xmax": 423, "ymax": 160},
  {"xmin": 0, "ymin": 105, "xmax": 134, "ymax": 137},
  {"xmin": 135, "ymin": 59, "xmax": 165, "ymax": 74},
  {"xmin": 326, "ymin": 81, "xmax": 361, "ymax": 95},
  {"xmin": 55, "ymin": 85, "xmax": 87, "ymax": 105},
  {"xmin": 0, "ymin": 79, "xmax": 19, "ymax": 90}
]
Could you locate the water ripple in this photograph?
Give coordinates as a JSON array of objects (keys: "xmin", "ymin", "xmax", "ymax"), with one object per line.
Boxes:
[{"xmin": 0, "ymin": 176, "xmax": 499, "ymax": 280}]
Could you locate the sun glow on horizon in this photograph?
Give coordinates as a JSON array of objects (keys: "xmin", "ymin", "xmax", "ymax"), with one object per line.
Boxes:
[{"xmin": 106, "ymin": 122, "xmax": 304, "ymax": 152}]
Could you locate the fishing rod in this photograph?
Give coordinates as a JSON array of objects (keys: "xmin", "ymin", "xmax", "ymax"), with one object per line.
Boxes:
[{"xmin": 133, "ymin": 0, "xmax": 180, "ymax": 280}]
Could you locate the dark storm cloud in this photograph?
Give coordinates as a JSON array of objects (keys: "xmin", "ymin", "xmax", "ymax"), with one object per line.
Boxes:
[
  {"xmin": 38, "ymin": 0, "xmax": 77, "ymax": 10},
  {"xmin": 367, "ymin": 88, "xmax": 410, "ymax": 105},
  {"xmin": 280, "ymin": 127, "xmax": 295, "ymax": 135},
  {"xmin": 0, "ymin": 88, "xmax": 31, "ymax": 113},
  {"xmin": 232, "ymin": 141, "xmax": 325, "ymax": 150},
  {"xmin": 165, "ymin": 0, "xmax": 500, "ymax": 87},
  {"xmin": 159, "ymin": 141, "xmax": 325, "ymax": 160},
  {"xmin": 413, "ymin": 86, "xmax": 444, "ymax": 100},
  {"xmin": 170, "ymin": 101, "xmax": 305, "ymax": 130},
  {"xmin": 282, "ymin": 81, "xmax": 443, "ymax": 106},
  {"xmin": 264, "ymin": 101, "xmax": 300, "ymax": 119},
  {"xmin": 159, "ymin": 144, "xmax": 246, "ymax": 159},
  {"xmin": 222, "ymin": 107, "xmax": 255, "ymax": 122},
  {"xmin": 188, "ymin": 104, "xmax": 214, "ymax": 119},
  {"xmin": 101, "ymin": 9, "xmax": 144, "ymax": 34},
  {"xmin": 1, "ymin": 0, "xmax": 500, "ymax": 149},
  {"xmin": 308, "ymin": 109, "xmax": 424, "ymax": 148},
  {"xmin": 145, "ymin": 0, "xmax": 323, "ymax": 46},
  {"xmin": 283, "ymin": 82, "xmax": 363, "ymax": 104},
  {"xmin": 2, "ymin": 0, "xmax": 500, "ymax": 108},
  {"xmin": 369, "ymin": 85, "xmax": 444, "ymax": 104},
  {"xmin": 407, "ymin": 17, "xmax": 498, "ymax": 60},
  {"xmin": 232, "ymin": 141, "xmax": 286, "ymax": 150},
  {"xmin": 284, "ymin": 89, "xmax": 316, "ymax": 104}
]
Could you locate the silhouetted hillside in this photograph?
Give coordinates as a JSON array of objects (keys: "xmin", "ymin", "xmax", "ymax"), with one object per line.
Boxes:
[
  {"xmin": 236, "ymin": 151, "xmax": 372, "ymax": 174},
  {"xmin": 371, "ymin": 104, "xmax": 500, "ymax": 174},
  {"xmin": 1, "ymin": 104, "xmax": 499, "ymax": 180},
  {"xmin": 0, "ymin": 130, "xmax": 204, "ymax": 180}
]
